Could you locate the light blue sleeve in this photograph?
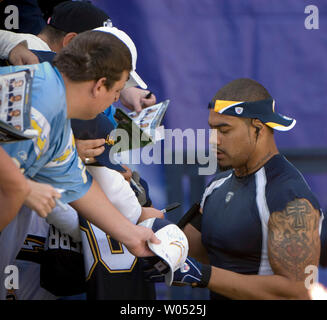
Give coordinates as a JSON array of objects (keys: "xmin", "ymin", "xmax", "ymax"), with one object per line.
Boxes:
[
  {"xmin": 36, "ymin": 150, "xmax": 93, "ymax": 204},
  {"xmin": 33, "ymin": 127, "xmax": 93, "ymax": 204}
]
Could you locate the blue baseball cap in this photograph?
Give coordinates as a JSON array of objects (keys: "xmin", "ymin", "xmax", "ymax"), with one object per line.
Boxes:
[
  {"xmin": 71, "ymin": 113, "xmax": 125, "ymax": 172},
  {"xmin": 209, "ymin": 98, "xmax": 296, "ymax": 131}
]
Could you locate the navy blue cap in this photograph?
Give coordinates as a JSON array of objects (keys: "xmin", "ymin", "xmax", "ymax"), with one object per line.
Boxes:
[
  {"xmin": 209, "ymin": 98, "xmax": 296, "ymax": 131},
  {"xmin": 71, "ymin": 113, "xmax": 125, "ymax": 172},
  {"xmin": 48, "ymin": 1, "xmax": 110, "ymax": 34}
]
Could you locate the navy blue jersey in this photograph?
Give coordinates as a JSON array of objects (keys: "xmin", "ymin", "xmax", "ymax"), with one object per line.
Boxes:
[
  {"xmin": 201, "ymin": 154, "xmax": 323, "ymax": 300},
  {"xmin": 79, "ymin": 216, "xmax": 156, "ymax": 300}
]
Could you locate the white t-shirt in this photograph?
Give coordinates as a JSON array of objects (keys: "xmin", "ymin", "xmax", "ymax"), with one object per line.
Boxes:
[
  {"xmin": 46, "ymin": 166, "xmax": 142, "ymax": 240},
  {"xmin": 86, "ymin": 166, "xmax": 142, "ymax": 224}
]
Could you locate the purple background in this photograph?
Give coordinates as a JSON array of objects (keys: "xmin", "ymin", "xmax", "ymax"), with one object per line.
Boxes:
[{"xmin": 94, "ymin": 0, "xmax": 327, "ymax": 145}]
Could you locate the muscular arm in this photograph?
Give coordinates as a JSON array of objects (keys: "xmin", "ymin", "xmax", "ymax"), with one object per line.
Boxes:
[
  {"xmin": 184, "ymin": 224, "xmax": 209, "ymax": 264},
  {"xmin": 267, "ymin": 198, "xmax": 320, "ymax": 291},
  {"xmin": 206, "ymin": 198, "xmax": 320, "ymax": 299},
  {"xmin": 181, "ymin": 205, "xmax": 209, "ymax": 264}
]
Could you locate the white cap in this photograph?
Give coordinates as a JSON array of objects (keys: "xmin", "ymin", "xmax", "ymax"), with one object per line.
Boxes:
[
  {"xmin": 138, "ymin": 218, "xmax": 189, "ymax": 286},
  {"xmin": 94, "ymin": 26, "xmax": 147, "ymax": 89}
]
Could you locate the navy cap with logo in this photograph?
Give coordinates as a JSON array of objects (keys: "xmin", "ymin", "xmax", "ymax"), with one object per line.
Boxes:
[
  {"xmin": 208, "ymin": 98, "xmax": 296, "ymax": 131},
  {"xmin": 71, "ymin": 113, "xmax": 125, "ymax": 172},
  {"xmin": 48, "ymin": 1, "xmax": 110, "ymax": 34}
]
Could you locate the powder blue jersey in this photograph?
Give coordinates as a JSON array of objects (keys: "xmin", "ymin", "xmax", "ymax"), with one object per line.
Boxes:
[
  {"xmin": 200, "ymin": 154, "xmax": 323, "ymax": 300},
  {"xmin": 0, "ymin": 62, "xmax": 92, "ymax": 203},
  {"xmin": 0, "ymin": 62, "xmax": 92, "ymax": 299}
]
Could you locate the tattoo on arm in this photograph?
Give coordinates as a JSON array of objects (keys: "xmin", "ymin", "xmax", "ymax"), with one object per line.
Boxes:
[{"xmin": 268, "ymin": 198, "xmax": 320, "ymax": 281}]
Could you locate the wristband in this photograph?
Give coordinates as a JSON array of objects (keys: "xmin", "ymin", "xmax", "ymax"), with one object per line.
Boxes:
[{"xmin": 195, "ymin": 264, "xmax": 212, "ymax": 288}]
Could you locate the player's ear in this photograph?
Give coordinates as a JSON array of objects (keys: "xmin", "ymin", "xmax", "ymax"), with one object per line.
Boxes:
[
  {"xmin": 251, "ymin": 119, "xmax": 264, "ymax": 140},
  {"xmin": 62, "ymin": 32, "xmax": 78, "ymax": 47},
  {"xmin": 91, "ymin": 77, "xmax": 107, "ymax": 97}
]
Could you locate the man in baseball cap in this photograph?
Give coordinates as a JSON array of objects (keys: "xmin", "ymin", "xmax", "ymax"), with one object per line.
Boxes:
[
  {"xmin": 146, "ymin": 78, "xmax": 322, "ymax": 300},
  {"xmin": 36, "ymin": 1, "xmax": 110, "ymax": 53},
  {"xmin": 44, "ymin": 3, "xmax": 147, "ymax": 89},
  {"xmin": 40, "ymin": 3, "xmax": 147, "ymax": 89}
]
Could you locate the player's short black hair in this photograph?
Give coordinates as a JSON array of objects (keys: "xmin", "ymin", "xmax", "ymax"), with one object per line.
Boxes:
[{"xmin": 212, "ymin": 78, "xmax": 272, "ymax": 102}]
